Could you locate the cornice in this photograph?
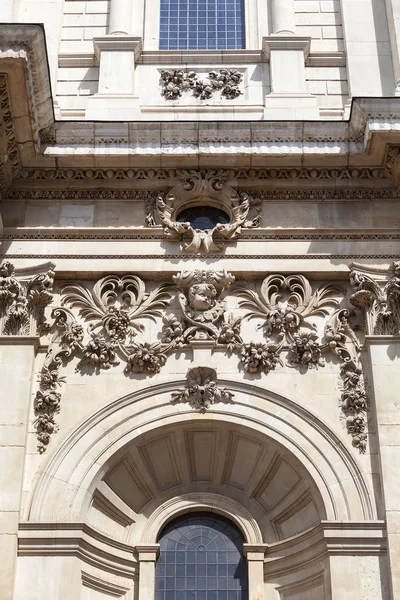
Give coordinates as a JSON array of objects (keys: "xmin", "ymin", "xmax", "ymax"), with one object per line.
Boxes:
[
  {"xmin": 5, "ymin": 185, "xmax": 400, "ymax": 200},
  {"xmin": 3, "ymin": 229, "xmax": 400, "ymax": 241},
  {"xmin": 4, "ymin": 253, "xmax": 400, "ymax": 261},
  {"xmin": 9, "ymin": 166, "xmax": 392, "ymax": 186}
]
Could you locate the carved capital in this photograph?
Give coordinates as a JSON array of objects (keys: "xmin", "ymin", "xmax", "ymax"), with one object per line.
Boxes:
[
  {"xmin": 0, "ymin": 260, "xmax": 55, "ymax": 336},
  {"xmin": 349, "ymin": 261, "xmax": 400, "ymax": 334}
]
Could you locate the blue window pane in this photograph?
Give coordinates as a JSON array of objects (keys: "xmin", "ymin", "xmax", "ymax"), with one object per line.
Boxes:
[
  {"xmin": 159, "ymin": 0, "xmax": 245, "ymax": 49},
  {"xmin": 155, "ymin": 514, "xmax": 248, "ymax": 600}
]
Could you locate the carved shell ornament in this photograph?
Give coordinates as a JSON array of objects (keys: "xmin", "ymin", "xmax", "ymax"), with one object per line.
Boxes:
[{"xmin": 145, "ymin": 172, "xmax": 261, "ymax": 254}]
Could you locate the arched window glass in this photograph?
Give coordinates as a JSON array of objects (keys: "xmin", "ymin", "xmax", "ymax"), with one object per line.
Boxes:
[
  {"xmin": 159, "ymin": 0, "xmax": 245, "ymax": 50},
  {"xmin": 155, "ymin": 513, "xmax": 248, "ymax": 600}
]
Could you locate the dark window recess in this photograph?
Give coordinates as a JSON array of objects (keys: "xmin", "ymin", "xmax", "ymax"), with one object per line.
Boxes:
[
  {"xmin": 159, "ymin": 0, "xmax": 245, "ymax": 50},
  {"xmin": 155, "ymin": 513, "xmax": 248, "ymax": 600},
  {"xmin": 177, "ymin": 206, "xmax": 229, "ymax": 230}
]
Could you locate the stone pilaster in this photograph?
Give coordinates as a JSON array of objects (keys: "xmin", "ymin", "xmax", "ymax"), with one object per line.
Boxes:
[
  {"xmin": 136, "ymin": 545, "xmax": 160, "ymax": 600},
  {"xmin": 243, "ymin": 544, "xmax": 268, "ymax": 600}
]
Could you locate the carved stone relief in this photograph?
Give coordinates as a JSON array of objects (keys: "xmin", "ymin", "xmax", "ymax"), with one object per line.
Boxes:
[
  {"xmin": 160, "ymin": 69, "xmax": 243, "ymax": 101},
  {"xmin": 349, "ymin": 261, "xmax": 400, "ymax": 334},
  {"xmin": 0, "ymin": 260, "xmax": 54, "ymax": 336},
  {"xmin": 145, "ymin": 172, "xmax": 261, "ymax": 254},
  {"xmin": 32, "ymin": 266, "xmax": 392, "ymax": 454},
  {"xmin": 171, "ymin": 367, "xmax": 234, "ymax": 412},
  {"xmin": 163, "ymin": 269, "xmax": 238, "ymax": 344}
]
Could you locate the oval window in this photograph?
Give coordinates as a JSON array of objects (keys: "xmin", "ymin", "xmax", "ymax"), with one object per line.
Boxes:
[{"xmin": 177, "ymin": 206, "xmax": 229, "ymax": 230}]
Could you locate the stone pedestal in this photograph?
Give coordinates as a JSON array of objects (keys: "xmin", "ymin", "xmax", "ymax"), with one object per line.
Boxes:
[
  {"xmin": 86, "ymin": 37, "xmax": 142, "ymax": 120},
  {"xmin": 0, "ymin": 337, "xmax": 38, "ymax": 600},
  {"xmin": 263, "ymin": 37, "xmax": 318, "ymax": 119}
]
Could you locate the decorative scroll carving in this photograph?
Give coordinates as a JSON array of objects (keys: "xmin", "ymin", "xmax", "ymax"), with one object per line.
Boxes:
[
  {"xmin": 146, "ymin": 172, "xmax": 259, "ymax": 253},
  {"xmin": 236, "ymin": 273, "xmax": 341, "ymax": 350},
  {"xmin": 349, "ymin": 261, "xmax": 400, "ymax": 334},
  {"xmin": 160, "ymin": 69, "xmax": 243, "ymax": 101},
  {"xmin": 33, "ymin": 274, "xmax": 172, "ymax": 450},
  {"xmin": 32, "ymin": 268, "xmax": 373, "ymax": 454},
  {"xmin": 171, "ymin": 366, "xmax": 234, "ymax": 412},
  {"xmin": 165, "ymin": 269, "xmax": 237, "ymax": 343},
  {"xmin": 0, "ymin": 260, "xmax": 54, "ymax": 335},
  {"xmin": 325, "ymin": 309, "xmax": 367, "ymax": 452}
]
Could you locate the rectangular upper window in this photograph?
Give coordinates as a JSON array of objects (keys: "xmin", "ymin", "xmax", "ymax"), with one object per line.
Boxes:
[{"xmin": 159, "ymin": 0, "xmax": 245, "ymax": 50}]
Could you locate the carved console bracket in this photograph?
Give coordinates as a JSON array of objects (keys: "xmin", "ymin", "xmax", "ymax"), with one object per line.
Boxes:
[
  {"xmin": 171, "ymin": 366, "xmax": 234, "ymax": 412},
  {"xmin": 145, "ymin": 172, "xmax": 261, "ymax": 254}
]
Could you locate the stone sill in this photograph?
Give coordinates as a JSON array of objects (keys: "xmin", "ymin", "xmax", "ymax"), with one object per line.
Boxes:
[{"xmin": 58, "ymin": 50, "xmax": 346, "ymax": 69}]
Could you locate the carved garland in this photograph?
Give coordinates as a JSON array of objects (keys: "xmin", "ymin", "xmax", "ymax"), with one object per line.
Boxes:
[
  {"xmin": 29, "ymin": 264, "xmax": 400, "ymax": 454},
  {"xmin": 160, "ymin": 69, "xmax": 243, "ymax": 101}
]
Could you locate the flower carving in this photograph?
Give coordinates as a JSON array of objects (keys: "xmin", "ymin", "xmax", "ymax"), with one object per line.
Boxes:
[{"xmin": 240, "ymin": 341, "xmax": 283, "ymax": 374}]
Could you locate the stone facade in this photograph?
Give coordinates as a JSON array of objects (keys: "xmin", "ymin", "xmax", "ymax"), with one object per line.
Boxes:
[{"xmin": 0, "ymin": 1, "xmax": 400, "ymax": 598}]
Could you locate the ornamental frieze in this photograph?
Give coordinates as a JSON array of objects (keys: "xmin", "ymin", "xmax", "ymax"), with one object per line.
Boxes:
[{"xmin": 28, "ymin": 263, "xmax": 400, "ymax": 454}]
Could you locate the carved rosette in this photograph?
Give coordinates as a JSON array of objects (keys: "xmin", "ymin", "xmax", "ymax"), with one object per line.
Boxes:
[
  {"xmin": 349, "ymin": 262, "xmax": 400, "ymax": 334},
  {"xmin": 0, "ymin": 260, "xmax": 55, "ymax": 336},
  {"xmin": 171, "ymin": 367, "xmax": 234, "ymax": 412},
  {"xmin": 145, "ymin": 172, "xmax": 261, "ymax": 254}
]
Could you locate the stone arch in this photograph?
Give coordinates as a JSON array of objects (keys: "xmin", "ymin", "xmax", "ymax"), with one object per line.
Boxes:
[
  {"xmin": 27, "ymin": 376, "xmax": 375, "ymax": 530},
  {"xmin": 142, "ymin": 493, "xmax": 263, "ymax": 545}
]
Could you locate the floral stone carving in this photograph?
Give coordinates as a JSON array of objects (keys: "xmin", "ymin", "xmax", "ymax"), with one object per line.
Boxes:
[
  {"xmin": 171, "ymin": 367, "xmax": 234, "ymax": 412},
  {"xmin": 349, "ymin": 261, "xmax": 400, "ymax": 334},
  {"xmin": 240, "ymin": 341, "xmax": 283, "ymax": 374},
  {"xmin": 33, "ymin": 273, "xmax": 172, "ymax": 451},
  {"xmin": 145, "ymin": 172, "xmax": 260, "ymax": 254},
  {"xmin": 236, "ymin": 273, "xmax": 341, "ymax": 373},
  {"xmin": 325, "ymin": 309, "xmax": 367, "ymax": 452},
  {"xmin": 160, "ymin": 69, "xmax": 243, "ymax": 101},
  {"xmin": 0, "ymin": 260, "xmax": 55, "ymax": 335}
]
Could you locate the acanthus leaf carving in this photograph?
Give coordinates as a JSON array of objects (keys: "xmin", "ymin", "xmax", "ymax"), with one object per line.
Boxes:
[
  {"xmin": 0, "ymin": 260, "xmax": 55, "ymax": 336},
  {"xmin": 33, "ymin": 274, "xmax": 173, "ymax": 451},
  {"xmin": 236, "ymin": 273, "xmax": 342, "ymax": 343},
  {"xmin": 171, "ymin": 366, "xmax": 234, "ymax": 412},
  {"xmin": 349, "ymin": 261, "xmax": 400, "ymax": 334}
]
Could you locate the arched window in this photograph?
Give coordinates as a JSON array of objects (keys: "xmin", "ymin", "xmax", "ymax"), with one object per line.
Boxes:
[
  {"xmin": 155, "ymin": 513, "xmax": 248, "ymax": 600},
  {"xmin": 159, "ymin": 0, "xmax": 246, "ymax": 50}
]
